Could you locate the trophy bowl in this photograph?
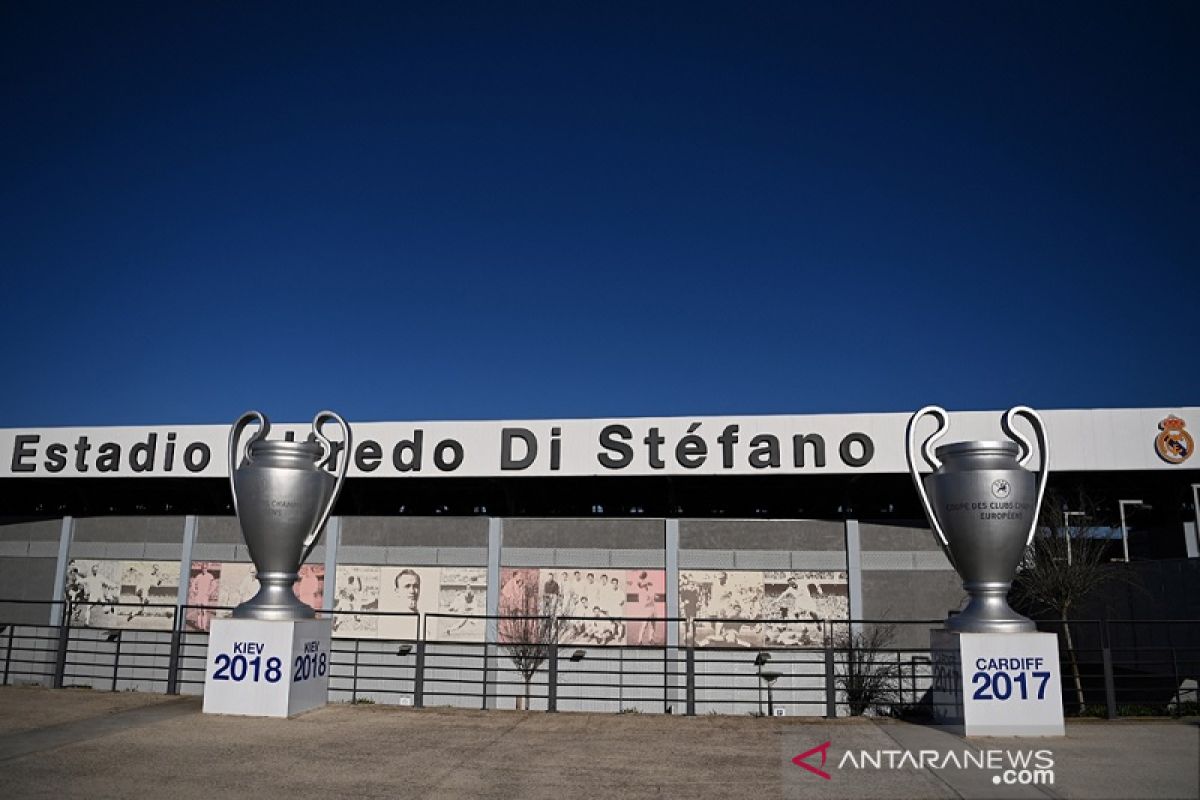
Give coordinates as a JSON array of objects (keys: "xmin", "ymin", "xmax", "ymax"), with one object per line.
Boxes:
[{"xmin": 228, "ymin": 411, "xmax": 351, "ymax": 621}]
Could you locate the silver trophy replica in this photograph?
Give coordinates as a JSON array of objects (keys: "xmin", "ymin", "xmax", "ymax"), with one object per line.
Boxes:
[
  {"xmin": 906, "ymin": 405, "xmax": 1049, "ymax": 634},
  {"xmin": 228, "ymin": 410, "xmax": 351, "ymax": 621}
]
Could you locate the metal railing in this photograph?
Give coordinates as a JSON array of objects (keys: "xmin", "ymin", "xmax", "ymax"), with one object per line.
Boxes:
[{"xmin": 3, "ymin": 599, "xmax": 1198, "ymax": 719}]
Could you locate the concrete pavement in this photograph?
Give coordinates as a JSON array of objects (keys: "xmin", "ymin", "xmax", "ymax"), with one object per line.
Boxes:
[{"xmin": 0, "ymin": 687, "xmax": 1195, "ymax": 799}]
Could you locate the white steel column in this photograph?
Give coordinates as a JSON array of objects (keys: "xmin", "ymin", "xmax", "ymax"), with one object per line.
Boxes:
[
  {"xmin": 844, "ymin": 519, "xmax": 863, "ymax": 637},
  {"xmin": 665, "ymin": 519, "xmax": 680, "ymax": 648},
  {"xmin": 322, "ymin": 517, "xmax": 341, "ymax": 611},
  {"xmin": 175, "ymin": 515, "xmax": 198, "ymax": 608},
  {"xmin": 49, "ymin": 516, "xmax": 76, "ymax": 626},
  {"xmin": 484, "ymin": 517, "xmax": 503, "ymax": 710}
]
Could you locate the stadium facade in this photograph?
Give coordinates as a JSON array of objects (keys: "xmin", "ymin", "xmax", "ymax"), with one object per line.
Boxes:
[{"xmin": 0, "ymin": 407, "xmax": 1197, "ymax": 710}]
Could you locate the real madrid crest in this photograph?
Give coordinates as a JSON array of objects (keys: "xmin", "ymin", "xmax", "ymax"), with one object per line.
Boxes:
[{"xmin": 1155, "ymin": 415, "xmax": 1193, "ymax": 464}]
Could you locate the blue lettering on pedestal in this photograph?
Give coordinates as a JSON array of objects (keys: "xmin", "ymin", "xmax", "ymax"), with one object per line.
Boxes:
[
  {"xmin": 292, "ymin": 641, "xmax": 327, "ymax": 682},
  {"xmin": 212, "ymin": 647, "xmax": 282, "ymax": 684}
]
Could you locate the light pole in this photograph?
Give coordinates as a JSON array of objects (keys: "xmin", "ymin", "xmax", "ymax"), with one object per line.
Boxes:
[
  {"xmin": 1062, "ymin": 510, "xmax": 1085, "ymax": 566},
  {"xmin": 1192, "ymin": 484, "xmax": 1200, "ymax": 557},
  {"xmin": 1118, "ymin": 500, "xmax": 1148, "ymax": 562}
]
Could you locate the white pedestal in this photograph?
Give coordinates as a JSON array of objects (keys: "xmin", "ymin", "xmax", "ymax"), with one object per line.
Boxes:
[
  {"xmin": 203, "ymin": 618, "xmax": 332, "ymax": 718},
  {"xmin": 931, "ymin": 629, "xmax": 1065, "ymax": 737}
]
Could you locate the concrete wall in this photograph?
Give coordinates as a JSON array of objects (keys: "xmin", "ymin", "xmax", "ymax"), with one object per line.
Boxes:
[
  {"xmin": 679, "ymin": 519, "xmax": 844, "ymax": 570},
  {"xmin": 69, "ymin": 516, "xmax": 186, "ymax": 561},
  {"xmin": 502, "ymin": 518, "xmax": 663, "ymax": 568},
  {"xmin": 192, "ymin": 516, "xmax": 246, "ymax": 563},
  {"xmin": 0, "ymin": 518, "xmax": 64, "ymax": 622},
  {"xmin": 857, "ymin": 521, "xmax": 964, "ymax": 647},
  {"xmin": 340, "ymin": 517, "xmax": 487, "ymax": 566}
]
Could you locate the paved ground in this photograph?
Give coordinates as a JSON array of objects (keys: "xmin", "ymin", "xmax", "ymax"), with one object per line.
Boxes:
[{"xmin": 0, "ymin": 687, "xmax": 1196, "ymax": 799}]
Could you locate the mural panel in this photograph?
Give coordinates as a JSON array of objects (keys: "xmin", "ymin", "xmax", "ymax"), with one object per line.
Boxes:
[
  {"xmin": 65, "ymin": 560, "xmax": 121, "ymax": 627},
  {"xmin": 625, "ymin": 569, "xmax": 666, "ymax": 647},
  {"xmin": 332, "ymin": 565, "xmax": 380, "ymax": 637},
  {"xmin": 183, "ymin": 562, "xmax": 324, "ymax": 632},
  {"xmin": 216, "ymin": 562, "xmax": 259, "ymax": 610},
  {"xmin": 680, "ymin": 569, "xmax": 849, "ymax": 647},
  {"xmin": 185, "ymin": 561, "xmax": 221, "ymax": 631},
  {"xmin": 434, "ymin": 568, "xmax": 486, "ymax": 642},
  {"xmin": 379, "ymin": 566, "xmax": 439, "ymax": 640},
  {"xmin": 65, "ymin": 559, "xmax": 181, "ymax": 630}
]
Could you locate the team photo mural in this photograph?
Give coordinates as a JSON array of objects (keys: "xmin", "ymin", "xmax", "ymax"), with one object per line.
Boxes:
[{"xmin": 499, "ymin": 567, "xmax": 667, "ymax": 647}]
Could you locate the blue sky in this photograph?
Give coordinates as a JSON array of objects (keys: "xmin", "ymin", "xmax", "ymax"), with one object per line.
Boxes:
[{"xmin": 1, "ymin": 2, "xmax": 1195, "ymax": 426}]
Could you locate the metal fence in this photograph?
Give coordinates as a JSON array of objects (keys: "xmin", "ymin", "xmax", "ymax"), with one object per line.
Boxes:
[{"xmin": 1, "ymin": 599, "xmax": 1196, "ymax": 719}]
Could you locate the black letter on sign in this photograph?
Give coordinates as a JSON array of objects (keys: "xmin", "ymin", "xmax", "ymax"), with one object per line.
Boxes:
[
  {"xmin": 96, "ymin": 443, "xmax": 121, "ymax": 472},
  {"xmin": 74, "ymin": 436, "xmax": 92, "ymax": 472},
  {"xmin": 45, "ymin": 443, "xmax": 68, "ymax": 473},
  {"xmin": 130, "ymin": 434, "xmax": 158, "ymax": 472},
  {"xmin": 434, "ymin": 439, "xmax": 464, "ymax": 471},
  {"xmin": 792, "ymin": 433, "xmax": 826, "ymax": 468},
  {"xmin": 11, "ymin": 435, "xmax": 39, "ymax": 472},
  {"xmin": 184, "ymin": 443, "xmax": 212, "ymax": 472},
  {"xmin": 501, "ymin": 428, "xmax": 537, "ymax": 470},
  {"xmin": 597, "ymin": 425, "xmax": 633, "ymax": 469},
  {"xmin": 748, "ymin": 434, "xmax": 780, "ymax": 469},
  {"xmin": 549, "ymin": 427, "xmax": 562, "ymax": 471},
  {"xmin": 393, "ymin": 432, "xmax": 424, "ymax": 472},
  {"xmin": 644, "ymin": 427, "xmax": 666, "ymax": 469},
  {"xmin": 839, "ymin": 433, "xmax": 874, "ymax": 468},
  {"xmin": 718, "ymin": 425, "xmax": 739, "ymax": 469},
  {"xmin": 355, "ymin": 440, "xmax": 382, "ymax": 472}
]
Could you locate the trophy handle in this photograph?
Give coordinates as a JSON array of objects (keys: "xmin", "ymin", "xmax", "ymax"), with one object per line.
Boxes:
[
  {"xmin": 228, "ymin": 410, "xmax": 270, "ymax": 519},
  {"xmin": 1002, "ymin": 406, "xmax": 1050, "ymax": 547},
  {"xmin": 302, "ymin": 410, "xmax": 352, "ymax": 563},
  {"xmin": 906, "ymin": 406, "xmax": 955, "ymax": 566}
]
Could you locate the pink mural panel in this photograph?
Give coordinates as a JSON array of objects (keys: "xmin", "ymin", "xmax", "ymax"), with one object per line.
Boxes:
[
  {"xmin": 185, "ymin": 561, "xmax": 221, "ymax": 632},
  {"xmin": 625, "ymin": 569, "xmax": 666, "ymax": 646}
]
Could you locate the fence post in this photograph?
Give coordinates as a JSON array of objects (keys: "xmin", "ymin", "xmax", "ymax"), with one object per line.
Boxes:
[
  {"xmin": 824, "ymin": 644, "xmax": 837, "ymax": 719},
  {"xmin": 110, "ymin": 632, "xmax": 122, "ymax": 692},
  {"xmin": 166, "ymin": 611, "xmax": 183, "ymax": 695},
  {"xmin": 413, "ymin": 640, "xmax": 425, "ymax": 708},
  {"xmin": 4, "ymin": 624, "xmax": 15, "ymax": 686},
  {"xmin": 548, "ymin": 644, "xmax": 558, "ymax": 713},
  {"xmin": 663, "ymin": 644, "xmax": 670, "ymax": 714},
  {"xmin": 53, "ymin": 603, "xmax": 71, "ymax": 689},
  {"xmin": 1171, "ymin": 647, "xmax": 1181, "ymax": 713},
  {"xmin": 685, "ymin": 646, "xmax": 696, "ymax": 716},
  {"xmin": 1100, "ymin": 620, "xmax": 1117, "ymax": 720}
]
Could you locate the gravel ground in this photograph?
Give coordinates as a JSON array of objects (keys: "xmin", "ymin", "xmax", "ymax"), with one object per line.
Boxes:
[{"xmin": 0, "ymin": 686, "xmax": 180, "ymax": 736}]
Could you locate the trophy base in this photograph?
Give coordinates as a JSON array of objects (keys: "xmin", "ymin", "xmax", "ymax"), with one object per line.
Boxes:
[
  {"xmin": 232, "ymin": 573, "xmax": 316, "ymax": 622},
  {"xmin": 945, "ymin": 582, "xmax": 1036, "ymax": 634},
  {"xmin": 931, "ymin": 629, "xmax": 1065, "ymax": 736},
  {"xmin": 203, "ymin": 618, "xmax": 331, "ymax": 717}
]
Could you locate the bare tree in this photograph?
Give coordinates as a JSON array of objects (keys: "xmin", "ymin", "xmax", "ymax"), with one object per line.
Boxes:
[
  {"xmin": 831, "ymin": 622, "xmax": 901, "ymax": 716},
  {"xmin": 498, "ymin": 591, "xmax": 570, "ymax": 710},
  {"xmin": 1011, "ymin": 489, "xmax": 1128, "ymax": 712}
]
